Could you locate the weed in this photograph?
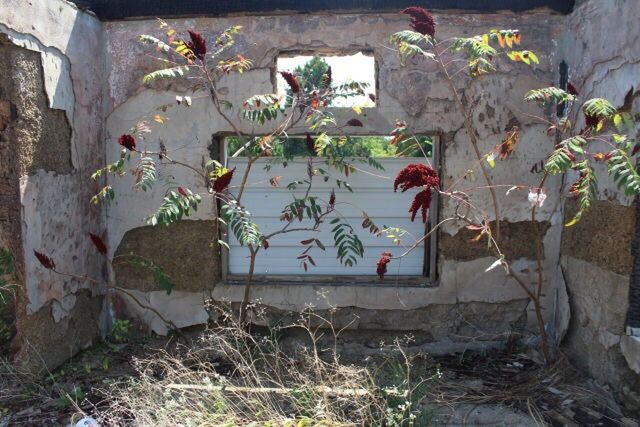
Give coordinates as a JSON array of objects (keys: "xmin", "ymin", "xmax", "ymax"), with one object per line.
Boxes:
[
  {"xmin": 0, "ymin": 249, "xmax": 16, "ymax": 353},
  {"xmin": 95, "ymin": 306, "xmax": 427, "ymax": 426},
  {"xmin": 55, "ymin": 386, "xmax": 86, "ymax": 410},
  {"xmin": 109, "ymin": 319, "xmax": 131, "ymax": 344}
]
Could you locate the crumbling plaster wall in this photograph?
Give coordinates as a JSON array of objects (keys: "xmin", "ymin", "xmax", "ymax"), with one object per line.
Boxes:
[
  {"xmin": 0, "ymin": 0, "xmax": 108, "ymax": 372},
  {"xmin": 557, "ymin": 0, "xmax": 640, "ymax": 408},
  {"xmin": 104, "ymin": 11, "xmax": 569, "ymax": 340}
]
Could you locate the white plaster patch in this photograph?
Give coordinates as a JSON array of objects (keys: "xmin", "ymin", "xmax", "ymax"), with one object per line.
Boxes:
[
  {"xmin": 620, "ymin": 335, "xmax": 640, "ymax": 374},
  {"xmin": 441, "ymin": 124, "xmax": 564, "ymax": 234},
  {"xmin": 218, "ymin": 69, "xmax": 273, "ymax": 106},
  {"xmin": 553, "ymin": 266, "xmax": 571, "ymax": 345},
  {"xmin": 561, "ymin": 256, "xmax": 630, "ymax": 334},
  {"xmin": 119, "ymin": 290, "xmax": 209, "ymax": 335},
  {"xmin": 105, "ymin": 89, "xmax": 219, "ymax": 257},
  {"xmin": 20, "ymin": 172, "xmax": 104, "ymax": 315},
  {"xmin": 52, "ymin": 293, "xmax": 77, "ymax": 323},
  {"xmin": 443, "ymin": 257, "xmax": 532, "ymax": 303},
  {"xmin": 598, "ymin": 329, "xmax": 621, "ymax": 350}
]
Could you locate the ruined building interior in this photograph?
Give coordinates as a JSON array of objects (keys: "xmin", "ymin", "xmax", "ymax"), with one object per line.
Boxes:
[{"xmin": 1, "ymin": 0, "xmax": 640, "ymax": 421}]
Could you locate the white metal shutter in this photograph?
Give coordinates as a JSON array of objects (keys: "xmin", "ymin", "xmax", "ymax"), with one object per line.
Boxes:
[{"xmin": 226, "ymin": 157, "xmax": 428, "ymax": 276}]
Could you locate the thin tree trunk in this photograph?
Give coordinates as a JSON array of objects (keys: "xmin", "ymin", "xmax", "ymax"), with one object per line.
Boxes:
[
  {"xmin": 239, "ymin": 248, "xmax": 257, "ymax": 323},
  {"xmin": 435, "ymin": 46, "xmax": 501, "ymax": 240}
]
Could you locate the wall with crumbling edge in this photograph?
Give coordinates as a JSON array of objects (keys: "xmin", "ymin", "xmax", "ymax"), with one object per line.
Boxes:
[
  {"xmin": 104, "ymin": 11, "xmax": 570, "ymax": 341},
  {"xmin": 0, "ymin": 0, "xmax": 108, "ymax": 372},
  {"xmin": 557, "ymin": 0, "xmax": 640, "ymax": 411}
]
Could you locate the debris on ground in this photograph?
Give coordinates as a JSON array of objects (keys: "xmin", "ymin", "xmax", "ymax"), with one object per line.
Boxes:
[{"xmin": 0, "ymin": 327, "xmax": 638, "ymax": 426}]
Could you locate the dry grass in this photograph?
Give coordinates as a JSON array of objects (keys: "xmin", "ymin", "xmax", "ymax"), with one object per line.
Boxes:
[
  {"xmin": 93, "ymin": 307, "xmax": 433, "ymax": 426},
  {"xmin": 0, "ymin": 249, "xmax": 16, "ymax": 353},
  {"xmin": 1, "ymin": 304, "xmax": 632, "ymax": 426}
]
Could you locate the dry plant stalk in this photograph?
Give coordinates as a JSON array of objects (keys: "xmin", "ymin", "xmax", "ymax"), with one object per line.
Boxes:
[{"xmin": 95, "ymin": 307, "xmax": 431, "ymax": 426}]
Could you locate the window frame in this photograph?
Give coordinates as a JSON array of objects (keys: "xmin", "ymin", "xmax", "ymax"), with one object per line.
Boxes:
[{"xmin": 216, "ymin": 134, "xmax": 440, "ymax": 287}]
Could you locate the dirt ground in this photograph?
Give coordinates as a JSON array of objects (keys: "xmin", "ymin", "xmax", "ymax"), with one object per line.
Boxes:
[{"xmin": 1, "ymin": 324, "xmax": 638, "ymax": 426}]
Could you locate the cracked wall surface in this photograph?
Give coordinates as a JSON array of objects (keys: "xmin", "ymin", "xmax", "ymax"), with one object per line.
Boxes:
[
  {"xmin": 0, "ymin": 0, "xmax": 108, "ymax": 373},
  {"xmin": 3, "ymin": 0, "xmax": 639, "ymax": 390},
  {"xmin": 557, "ymin": 0, "xmax": 640, "ymax": 410},
  {"xmin": 104, "ymin": 11, "xmax": 566, "ymax": 342}
]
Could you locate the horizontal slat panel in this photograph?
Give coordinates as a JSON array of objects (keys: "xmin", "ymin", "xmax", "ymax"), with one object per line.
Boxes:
[
  {"xmin": 227, "ymin": 220, "xmax": 425, "ymax": 247},
  {"xmin": 236, "ymin": 191, "xmax": 423, "ymax": 219},
  {"xmin": 228, "ymin": 266, "xmax": 422, "ymax": 276},
  {"xmin": 227, "ymin": 157, "xmax": 428, "ymax": 276},
  {"xmin": 229, "ymin": 246, "xmax": 424, "ymax": 262},
  {"xmin": 229, "ymin": 249, "xmax": 424, "ymax": 276}
]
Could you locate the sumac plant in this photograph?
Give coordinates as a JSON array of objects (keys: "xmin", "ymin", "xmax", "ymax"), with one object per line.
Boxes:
[
  {"xmin": 89, "ymin": 21, "xmax": 389, "ymax": 322},
  {"xmin": 382, "ymin": 7, "xmax": 640, "ymax": 363},
  {"xmin": 33, "ymin": 10, "xmax": 636, "ymax": 362}
]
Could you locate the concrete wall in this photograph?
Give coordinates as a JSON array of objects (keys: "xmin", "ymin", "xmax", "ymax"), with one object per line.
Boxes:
[
  {"xmin": 4, "ymin": 1, "xmax": 639, "ymax": 393},
  {"xmin": 103, "ymin": 12, "xmax": 569, "ymax": 339},
  {"xmin": 0, "ymin": 0, "xmax": 108, "ymax": 372},
  {"xmin": 557, "ymin": 0, "xmax": 640, "ymax": 410}
]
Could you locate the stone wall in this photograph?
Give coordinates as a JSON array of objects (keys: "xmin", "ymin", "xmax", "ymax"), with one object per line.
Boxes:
[
  {"xmin": 4, "ymin": 0, "xmax": 640, "ymax": 393},
  {"xmin": 103, "ymin": 11, "xmax": 568, "ymax": 341},
  {"xmin": 557, "ymin": 0, "xmax": 640, "ymax": 410},
  {"xmin": 0, "ymin": 0, "xmax": 108, "ymax": 372}
]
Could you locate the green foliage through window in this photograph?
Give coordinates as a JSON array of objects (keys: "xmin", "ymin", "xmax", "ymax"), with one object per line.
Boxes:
[{"xmin": 226, "ymin": 135, "xmax": 433, "ymax": 159}]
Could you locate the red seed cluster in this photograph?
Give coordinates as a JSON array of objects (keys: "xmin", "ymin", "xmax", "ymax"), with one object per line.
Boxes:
[
  {"xmin": 409, "ymin": 189, "xmax": 433, "ymax": 223},
  {"xmin": 213, "ymin": 167, "xmax": 235, "ymax": 193},
  {"xmin": 89, "ymin": 233, "xmax": 107, "ymax": 255},
  {"xmin": 402, "ymin": 7, "xmax": 436, "ymax": 38},
  {"xmin": 585, "ymin": 114, "xmax": 599, "ymax": 128},
  {"xmin": 329, "ymin": 190, "xmax": 336, "ymax": 208},
  {"xmin": 306, "ymin": 133, "xmax": 316, "ymax": 154},
  {"xmin": 34, "ymin": 250, "xmax": 56, "ymax": 270},
  {"xmin": 280, "ymin": 71, "xmax": 301, "ymax": 94},
  {"xmin": 187, "ymin": 30, "xmax": 207, "ymax": 60},
  {"xmin": 394, "ymin": 163, "xmax": 439, "ymax": 223},
  {"xmin": 377, "ymin": 252, "xmax": 392, "ymax": 279},
  {"xmin": 117, "ymin": 134, "xmax": 136, "ymax": 151},
  {"xmin": 394, "ymin": 163, "xmax": 439, "ymax": 193}
]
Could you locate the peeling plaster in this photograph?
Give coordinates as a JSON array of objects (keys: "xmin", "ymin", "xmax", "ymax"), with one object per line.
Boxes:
[
  {"xmin": 118, "ymin": 290, "xmax": 209, "ymax": 335},
  {"xmin": 0, "ymin": 0, "xmax": 638, "ymax": 390},
  {"xmin": 621, "ymin": 335, "xmax": 640, "ymax": 374},
  {"xmin": 558, "ymin": 0, "xmax": 640, "ymax": 395},
  {"xmin": 102, "ymin": 11, "xmax": 567, "ymax": 341},
  {"xmin": 0, "ymin": 0, "xmax": 107, "ymax": 372},
  {"xmin": 0, "ymin": 25, "xmax": 76, "ymax": 133}
]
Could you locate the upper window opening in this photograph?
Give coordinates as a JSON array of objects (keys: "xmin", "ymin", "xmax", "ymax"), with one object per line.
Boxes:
[
  {"xmin": 276, "ymin": 52, "xmax": 376, "ymax": 108},
  {"xmin": 226, "ymin": 135, "xmax": 433, "ymax": 159}
]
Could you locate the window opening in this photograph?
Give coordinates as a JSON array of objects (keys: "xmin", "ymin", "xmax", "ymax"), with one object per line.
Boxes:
[
  {"xmin": 276, "ymin": 52, "xmax": 376, "ymax": 108},
  {"xmin": 222, "ymin": 134, "xmax": 439, "ymax": 284}
]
